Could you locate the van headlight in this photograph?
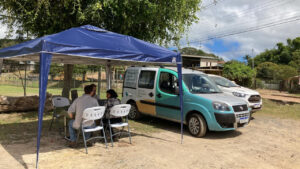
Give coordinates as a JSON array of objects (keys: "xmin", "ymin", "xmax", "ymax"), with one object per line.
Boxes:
[
  {"xmin": 232, "ymin": 92, "xmax": 246, "ymax": 97},
  {"xmin": 212, "ymin": 102, "xmax": 230, "ymax": 111}
]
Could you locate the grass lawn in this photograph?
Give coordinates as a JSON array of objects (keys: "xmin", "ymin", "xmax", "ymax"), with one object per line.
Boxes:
[
  {"xmin": 0, "ymin": 85, "xmax": 118, "ymax": 99},
  {"xmin": 257, "ymin": 98, "xmax": 300, "ymax": 120}
]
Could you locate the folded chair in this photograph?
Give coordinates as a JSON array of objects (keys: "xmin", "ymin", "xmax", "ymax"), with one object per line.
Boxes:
[
  {"xmin": 49, "ymin": 96, "xmax": 70, "ymax": 132},
  {"xmin": 108, "ymin": 104, "xmax": 132, "ymax": 147},
  {"xmin": 81, "ymin": 106, "xmax": 107, "ymax": 154}
]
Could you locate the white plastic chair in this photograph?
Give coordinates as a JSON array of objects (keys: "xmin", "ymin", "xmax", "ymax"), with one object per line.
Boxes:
[
  {"xmin": 49, "ymin": 96, "xmax": 70, "ymax": 131},
  {"xmin": 108, "ymin": 104, "xmax": 132, "ymax": 147},
  {"xmin": 81, "ymin": 106, "xmax": 107, "ymax": 154}
]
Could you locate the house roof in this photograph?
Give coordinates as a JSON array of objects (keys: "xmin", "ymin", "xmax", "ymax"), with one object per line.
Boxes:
[{"xmin": 181, "ymin": 54, "xmax": 219, "ymax": 60}]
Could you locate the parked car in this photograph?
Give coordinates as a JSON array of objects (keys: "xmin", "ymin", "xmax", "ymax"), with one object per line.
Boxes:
[
  {"xmin": 121, "ymin": 67, "xmax": 251, "ymax": 137},
  {"xmin": 208, "ymin": 74, "xmax": 262, "ymax": 112}
]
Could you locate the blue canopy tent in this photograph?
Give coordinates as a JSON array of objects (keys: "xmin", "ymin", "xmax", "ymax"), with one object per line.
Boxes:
[{"xmin": 0, "ymin": 25, "xmax": 184, "ymax": 168}]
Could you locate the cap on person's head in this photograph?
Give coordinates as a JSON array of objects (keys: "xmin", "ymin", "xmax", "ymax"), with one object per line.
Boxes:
[
  {"xmin": 84, "ymin": 85, "xmax": 94, "ymax": 94},
  {"xmin": 106, "ymin": 89, "xmax": 118, "ymax": 98}
]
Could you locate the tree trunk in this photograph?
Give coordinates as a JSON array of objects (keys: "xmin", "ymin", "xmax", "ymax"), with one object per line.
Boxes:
[{"xmin": 62, "ymin": 64, "xmax": 74, "ymax": 99}]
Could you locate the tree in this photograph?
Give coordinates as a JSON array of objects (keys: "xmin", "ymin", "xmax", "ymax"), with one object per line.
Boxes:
[
  {"xmin": 256, "ymin": 62, "xmax": 297, "ymax": 81},
  {"xmin": 34, "ymin": 63, "xmax": 64, "ymax": 80},
  {"xmin": 253, "ymin": 37, "xmax": 300, "ymax": 67},
  {"xmin": 222, "ymin": 61, "xmax": 255, "ymax": 87},
  {"xmin": 256, "ymin": 62, "xmax": 278, "ymax": 80},
  {"xmin": 1, "ymin": 0, "xmax": 202, "ymax": 98},
  {"xmin": 180, "ymin": 47, "xmax": 223, "ymax": 61},
  {"xmin": 0, "ymin": 1, "xmax": 201, "ymax": 45},
  {"xmin": 275, "ymin": 65, "xmax": 297, "ymax": 80}
]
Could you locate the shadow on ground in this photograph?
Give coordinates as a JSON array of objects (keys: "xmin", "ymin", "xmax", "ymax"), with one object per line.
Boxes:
[
  {"xmin": 0, "ymin": 112, "xmax": 243, "ymax": 168},
  {"xmin": 130, "ymin": 115, "xmax": 242, "ymax": 139}
]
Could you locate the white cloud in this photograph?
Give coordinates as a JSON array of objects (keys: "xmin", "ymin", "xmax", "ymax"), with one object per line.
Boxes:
[
  {"xmin": 183, "ymin": 0, "xmax": 300, "ymax": 60},
  {"xmin": 0, "ymin": 24, "xmax": 8, "ymax": 38}
]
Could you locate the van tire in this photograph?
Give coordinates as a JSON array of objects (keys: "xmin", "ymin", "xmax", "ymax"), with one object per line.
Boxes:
[
  {"xmin": 187, "ymin": 113, "xmax": 207, "ymax": 137},
  {"xmin": 128, "ymin": 102, "xmax": 141, "ymax": 120}
]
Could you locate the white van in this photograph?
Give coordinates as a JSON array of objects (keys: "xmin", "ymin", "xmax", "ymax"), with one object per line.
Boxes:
[{"xmin": 121, "ymin": 67, "xmax": 251, "ymax": 137}]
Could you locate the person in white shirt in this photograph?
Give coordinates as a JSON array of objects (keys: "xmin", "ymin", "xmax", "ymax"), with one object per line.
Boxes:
[{"xmin": 67, "ymin": 85, "xmax": 98, "ymax": 148}]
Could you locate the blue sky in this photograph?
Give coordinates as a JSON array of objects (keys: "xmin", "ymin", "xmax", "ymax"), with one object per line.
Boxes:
[{"xmin": 204, "ymin": 39, "xmax": 240, "ymax": 53}]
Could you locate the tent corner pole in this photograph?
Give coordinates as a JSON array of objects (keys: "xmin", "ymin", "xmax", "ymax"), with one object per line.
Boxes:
[
  {"xmin": 176, "ymin": 54, "xmax": 184, "ymax": 144},
  {"xmin": 97, "ymin": 66, "xmax": 102, "ymax": 98},
  {"xmin": 36, "ymin": 53, "xmax": 52, "ymax": 169}
]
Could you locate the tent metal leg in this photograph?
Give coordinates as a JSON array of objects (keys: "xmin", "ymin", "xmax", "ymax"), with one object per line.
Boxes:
[{"xmin": 0, "ymin": 59, "xmax": 3, "ymax": 75}]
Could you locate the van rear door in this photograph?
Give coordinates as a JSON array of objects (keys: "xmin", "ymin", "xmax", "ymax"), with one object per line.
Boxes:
[{"xmin": 136, "ymin": 69, "xmax": 157, "ymax": 116}]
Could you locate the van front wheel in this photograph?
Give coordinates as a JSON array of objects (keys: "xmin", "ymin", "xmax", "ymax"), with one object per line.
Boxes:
[
  {"xmin": 187, "ymin": 113, "xmax": 207, "ymax": 137},
  {"xmin": 128, "ymin": 102, "xmax": 141, "ymax": 120}
]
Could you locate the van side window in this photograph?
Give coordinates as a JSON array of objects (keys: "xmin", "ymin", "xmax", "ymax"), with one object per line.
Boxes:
[
  {"xmin": 138, "ymin": 71, "xmax": 156, "ymax": 89},
  {"xmin": 124, "ymin": 69, "xmax": 138, "ymax": 88},
  {"xmin": 159, "ymin": 72, "xmax": 178, "ymax": 94}
]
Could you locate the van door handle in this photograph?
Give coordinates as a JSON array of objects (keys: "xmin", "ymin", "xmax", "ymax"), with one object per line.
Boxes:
[
  {"xmin": 149, "ymin": 92, "xmax": 154, "ymax": 97},
  {"xmin": 156, "ymin": 93, "xmax": 162, "ymax": 98}
]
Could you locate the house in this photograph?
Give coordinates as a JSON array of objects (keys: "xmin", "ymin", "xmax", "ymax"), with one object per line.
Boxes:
[{"xmin": 182, "ymin": 54, "xmax": 223, "ymax": 75}]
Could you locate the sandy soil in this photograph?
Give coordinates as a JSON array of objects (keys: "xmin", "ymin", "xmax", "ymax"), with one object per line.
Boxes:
[
  {"xmin": 257, "ymin": 89, "xmax": 300, "ymax": 103},
  {"xmin": 1, "ymin": 114, "xmax": 300, "ymax": 169}
]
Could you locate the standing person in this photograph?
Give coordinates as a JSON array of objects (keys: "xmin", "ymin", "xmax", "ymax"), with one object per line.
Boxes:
[{"xmin": 67, "ymin": 85, "xmax": 98, "ymax": 148}]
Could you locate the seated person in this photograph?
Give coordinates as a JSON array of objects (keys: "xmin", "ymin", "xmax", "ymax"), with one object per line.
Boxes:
[
  {"xmin": 67, "ymin": 85, "xmax": 99, "ymax": 148},
  {"xmin": 90, "ymin": 84, "xmax": 100, "ymax": 100},
  {"xmin": 104, "ymin": 89, "xmax": 122, "ymax": 140},
  {"xmin": 104, "ymin": 89, "xmax": 121, "ymax": 119}
]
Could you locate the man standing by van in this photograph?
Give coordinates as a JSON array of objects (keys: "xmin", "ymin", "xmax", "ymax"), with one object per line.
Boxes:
[{"xmin": 67, "ymin": 85, "xmax": 99, "ymax": 148}]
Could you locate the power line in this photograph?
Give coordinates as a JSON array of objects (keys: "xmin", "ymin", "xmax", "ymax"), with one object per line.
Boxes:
[
  {"xmin": 196, "ymin": 0, "xmax": 294, "ymax": 36},
  {"xmin": 200, "ymin": 0, "xmax": 225, "ymax": 10},
  {"xmin": 196, "ymin": 10, "xmax": 300, "ymax": 38},
  {"xmin": 189, "ymin": 15, "xmax": 300, "ymax": 43}
]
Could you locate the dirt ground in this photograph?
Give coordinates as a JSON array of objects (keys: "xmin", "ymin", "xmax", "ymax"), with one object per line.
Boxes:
[
  {"xmin": 0, "ymin": 113, "xmax": 300, "ymax": 169},
  {"xmin": 257, "ymin": 89, "xmax": 300, "ymax": 103}
]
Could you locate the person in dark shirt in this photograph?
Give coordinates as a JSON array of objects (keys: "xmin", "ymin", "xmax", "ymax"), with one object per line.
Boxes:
[{"xmin": 104, "ymin": 89, "xmax": 122, "ymax": 141}]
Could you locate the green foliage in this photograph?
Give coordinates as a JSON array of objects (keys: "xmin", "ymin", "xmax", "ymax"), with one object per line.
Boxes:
[
  {"xmin": 0, "ymin": 0, "xmax": 201, "ymax": 45},
  {"xmin": 180, "ymin": 47, "xmax": 223, "ymax": 60},
  {"xmin": 275, "ymin": 64, "xmax": 298, "ymax": 80},
  {"xmin": 256, "ymin": 62, "xmax": 298, "ymax": 80},
  {"xmin": 253, "ymin": 37, "xmax": 300, "ymax": 70},
  {"xmin": 222, "ymin": 61, "xmax": 255, "ymax": 87},
  {"xmin": 256, "ymin": 62, "xmax": 278, "ymax": 80},
  {"xmin": 0, "ymin": 39, "xmax": 23, "ymax": 48},
  {"xmin": 34, "ymin": 63, "xmax": 63, "ymax": 78}
]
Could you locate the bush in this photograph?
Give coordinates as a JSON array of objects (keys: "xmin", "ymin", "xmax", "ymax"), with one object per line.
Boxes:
[{"xmin": 223, "ymin": 61, "xmax": 255, "ymax": 87}]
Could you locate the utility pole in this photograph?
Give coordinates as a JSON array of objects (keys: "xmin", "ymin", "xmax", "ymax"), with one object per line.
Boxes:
[
  {"xmin": 251, "ymin": 48, "xmax": 254, "ymax": 69},
  {"xmin": 251, "ymin": 48, "xmax": 256, "ymax": 89}
]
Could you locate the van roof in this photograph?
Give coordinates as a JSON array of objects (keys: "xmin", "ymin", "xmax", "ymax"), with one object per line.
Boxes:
[
  {"xmin": 165, "ymin": 67, "xmax": 204, "ymax": 74},
  {"xmin": 127, "ymin": 66, "xmax": 205, "ymax": 74}
]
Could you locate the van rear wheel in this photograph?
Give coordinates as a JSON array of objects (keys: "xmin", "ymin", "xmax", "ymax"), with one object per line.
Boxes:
[
  {"xmin": 128, "ymin": 102, "xmax": 141, "ymax": 120},
  {"xmin": 187, "ymin": 113, "xmax": 207, "ymax": 137}
]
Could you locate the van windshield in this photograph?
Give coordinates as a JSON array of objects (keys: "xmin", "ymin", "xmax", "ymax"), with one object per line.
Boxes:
[
  {"xmin": 183, "ymin": 74, "xmax": 222, "ymax": 94},
  {"xmin": 209, "ymin": 76, "xmax": 239, "ymax": 87}
]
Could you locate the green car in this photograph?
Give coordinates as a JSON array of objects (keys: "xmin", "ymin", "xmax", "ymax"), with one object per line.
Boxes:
[{"xmin": 122, "ymin": 67, "xmax": 251, "ymax": 137}]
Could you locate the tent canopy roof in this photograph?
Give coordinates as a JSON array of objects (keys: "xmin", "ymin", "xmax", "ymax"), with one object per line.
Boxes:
[{"xmin": 0, "ymin": 25, "xmax": 179, "ymax": 65}]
